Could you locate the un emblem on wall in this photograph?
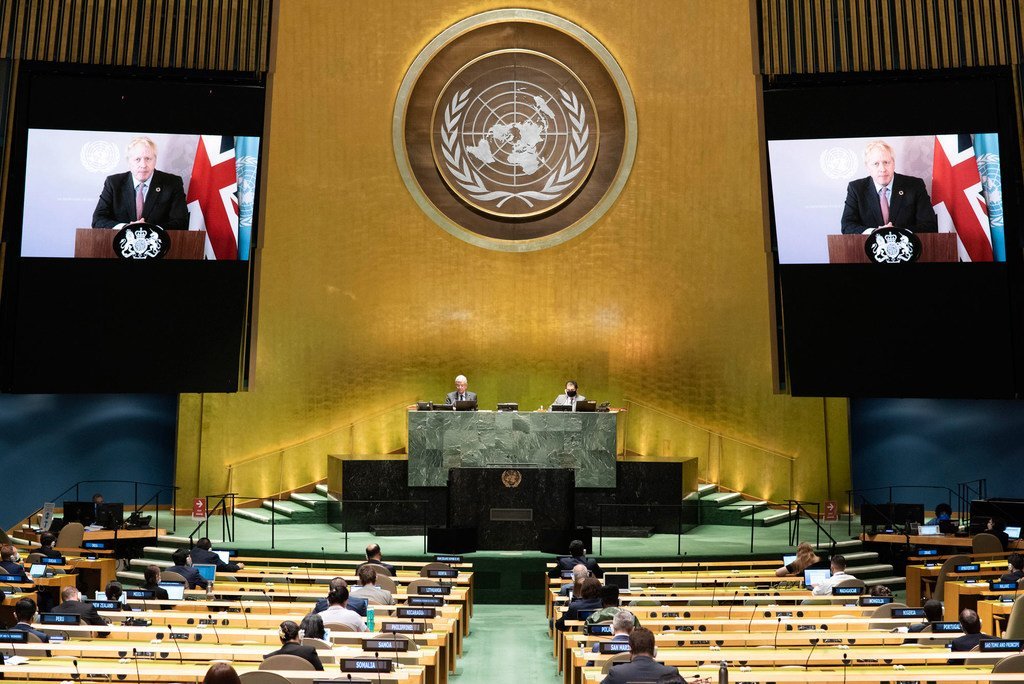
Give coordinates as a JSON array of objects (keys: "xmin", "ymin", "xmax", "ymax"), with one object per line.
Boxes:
[
  {"xmin": 433, "ymin": 51, "xmax": 598, "ymax": 217},
  {"xmin": 396, "ymin": 10, "xmax": 636, "ymax": 251}
]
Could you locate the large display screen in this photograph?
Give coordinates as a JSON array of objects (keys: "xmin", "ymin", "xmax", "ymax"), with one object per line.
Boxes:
[
  {"xmin": 763, "ymin": 68, "xmax": 1023, "ymax": 398},
  {"xmin": 0, "ymin": 63, "xmax": 266, "ymax": 392}
]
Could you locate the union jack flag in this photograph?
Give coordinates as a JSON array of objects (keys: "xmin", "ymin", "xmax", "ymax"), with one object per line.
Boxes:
[
  {"xmin": 931, "ymin": 134, "xmax": 993, "ymax": 262},
  {"xmin": 187, "ymin": 135, "xmax": 239, "ymax": 260}
]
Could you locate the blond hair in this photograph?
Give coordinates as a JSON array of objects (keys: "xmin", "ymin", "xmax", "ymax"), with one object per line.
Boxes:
[
  {"xmin": 126, "ymin": 136, "xmax": 157, "ymax": 158},
  {"xmin": 863, "ymin": 140, "xmax": 893, "ymax": 163}
]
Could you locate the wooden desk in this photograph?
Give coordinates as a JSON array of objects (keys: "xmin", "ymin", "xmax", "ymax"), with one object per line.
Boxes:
[
  {"xmin": 828, "ymin": 232, "xmax": 958, "ymax": 263},
  {"xmin": 943, "ymin": 580, "xmax": 1021, "ymax": 620},
  {"xmin": 906, "ymin": 560, "xmax": 1008, "ymax": 607},
  {"xmin": 861, "ymin": 532, "xmax": 1024, "ymax": 549},
  {"xmin": 22, "ymin": 528, "xmax": 166, "ymax": 543}
]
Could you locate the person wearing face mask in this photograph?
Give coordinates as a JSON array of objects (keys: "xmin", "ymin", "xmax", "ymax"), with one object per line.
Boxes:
[{"xmin": 552, "ymin": 380, "xmax": 586, "ymax": 410}]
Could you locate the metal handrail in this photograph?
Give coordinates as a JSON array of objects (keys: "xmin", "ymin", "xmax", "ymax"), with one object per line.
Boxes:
[
  {"xmin": 595, "ymin": 503, "xmax": 691, "ymax": 556},
  {"xmin": 845, "ymin": 484, "xmax": 968, "ymax": 536},
  {"xmin": 784, "ymin": 499, "xmax": 837, "ymax": 553},
  {"xmin": 22, "ymin": 479, "xmax": 178, "ymax": 532},
  {"xmin": 337, "ymin": 499, "xmax": 429, "ymax": 554}
]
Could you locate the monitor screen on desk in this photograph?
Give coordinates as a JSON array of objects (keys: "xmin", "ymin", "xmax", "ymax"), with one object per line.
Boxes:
[
  {"xmin": 804, "ymin": 568, "xmax": 831, "ymax": 588},
  {"xmin": 1007, "ymin": 526, "xmax": 1022, "ymax": 540},
  {"xmin": 194, "ymin": 564, "xmax": 216, "ymax": 582},
  {"xmin": 213, "ymin": 550, "xmax": 230, "ymax": 564},
  {"xmin": 159, "ymin": 581, "xmax": 185, "ymax": 601},
  {"xmin": 783, "ymin": 554, "xmax": 797, "ymax": 567},
  {"xmin": 919, "ymin": 524, "xmax": 940, "ymax": 535},
  {"xmin": 28, "ymin": 564, "xmax": 46, "ymax": 578}
]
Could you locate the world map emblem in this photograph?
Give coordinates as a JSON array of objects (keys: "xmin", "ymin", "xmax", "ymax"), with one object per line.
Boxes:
[
  {"xmin": 395, "ymin": 10, "xmax": 636, "ymax": 251},
  {"xmin": 432, "ymin": 51, "xmax": 599, "ymax": 218}
]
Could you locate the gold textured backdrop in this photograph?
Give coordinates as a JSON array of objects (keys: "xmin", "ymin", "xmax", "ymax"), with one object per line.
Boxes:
[{"xmin": 175, "ymin": 0, "xmax": 851, "ymax": 507}]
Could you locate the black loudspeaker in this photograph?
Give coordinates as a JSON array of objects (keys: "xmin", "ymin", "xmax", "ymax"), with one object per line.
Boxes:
[
  {"xmin": 538, "ymin": 527, "xmax": 593, "ymax": 555},
  {"xmin": 426, "ymin": 527, "xmax": 478, "ymax": 554}
]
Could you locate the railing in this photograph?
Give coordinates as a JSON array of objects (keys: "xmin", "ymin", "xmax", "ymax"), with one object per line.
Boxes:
[
  {"xmin": 593, "ymin": 503, "xmax": 696, "ymax": 556},
  {"xmin": 188, "ymin": 492, "xmax": 289, "ymax": 549},
  {"xmin": 622, "ymin": 398, "xmax": 797, "ymax": 503},
  {"xmin": 784, "ymin": 500, "xmax": 837, "ymax": 553},
  {"xmin": 222, "ymin": 399, "xmax": 415, "ymax": 499},
  {"xmin": 335, "ymin": 499, "xmax": 429, "ymax": 554}
]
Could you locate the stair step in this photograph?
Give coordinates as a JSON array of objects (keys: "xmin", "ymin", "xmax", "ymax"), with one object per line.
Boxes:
[
  {"xmin": 314, "ymin": 484, "xmax": 339, "ymax": 501},
  {"xmin": 719, "ymin": 502, "xmax": 767, "ymax": 513},
  {"xmin": 700, "ymin": 493, "xmax": 742, "ymax": 507},
  {"xmin": 742, "ymin": 509, "xmax": 796, "ymax": 527},
  {"xmin": 696, "ymin": 483, "xmax": 718, "ymax": 497},
  {"xmin": 261, "ymin": 500, "xmax": 307, "ymax": 516},
  {"xmin": 129, "ymin": 558, "xmax": 171, "ymax": 570},
  {"xmin": 846, "ymin": 563, "xmax": 894, "ymax": 578},
  {"xmin": 864, "ymin": 576, "xmax": 906, "ymax": 587},
  {"xmin": 290, "ymin": 492, "xmax": 330, "ymax": 505},
  {"xmin": 158, "ymin": 535, "xmax": 193, "ymax": 546},
  {"xmin": 839, "ymin": 551, "xmax": 878, "ymax": 563},
  {"xmin": 235, "ymin": 508, "xmax": 273, "ymax": 524}
]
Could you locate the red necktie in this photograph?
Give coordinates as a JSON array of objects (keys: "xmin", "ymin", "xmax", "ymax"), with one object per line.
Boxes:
[
  {"xmin": 136, "ymin": 183, "xmax": 145, "ymax": 220},
  {"xmin": 879, "ymin": 187, "xmax": 889, "ymax": 224}
]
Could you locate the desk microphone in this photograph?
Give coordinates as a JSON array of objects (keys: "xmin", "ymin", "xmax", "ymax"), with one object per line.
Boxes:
[
  {"xmin": 170, "ymin": 631, "xmax": 184, "ymax": 663},
  {"xmin": 72, "ymin": 658, "xmax": 81, "ymax": 680},
  {"xmin": 725, "ymin": 591, "xmax": 739, "ymax": 620},
  {"xmin": 260, "ymin": 589, "xmax": 273, "ymax": 615},
  {"xmin": 842, "ymin": 652, "xmax": 849, "ymax": 683},
  {"xmin": 131, "ymin": 647, "xmax": 142, "ymax": 683},
  {"xmin": 745, "ymin": 605, "xmax": 758, "ymax": 634},
  {"xmin": 237, "ymin": 597, "xmax": 250, "ymax": 628},
  {"xmin": 803, "ymin": 637, "xmax": 820, "ymax": 669},
  {"xmin": 773, "ymin": 616, "xmax": 783, "ymax": 649},
  {"xmin": 207, "ymin": 614, "xmax": 221, "ymax": 644},
  {"xmin": 321, "ymin": 546, "xmax": 328, "ymax": 570},
  {"xmin": 305, "ymin": 562, "xmax": 313, "ymax": 584},
  {"xmin": 710, "ymin": 579, "xmax": 719, "ymax": 606},
  {"xmin": 284, "ymin": 575, "xmax": 292, "ymax": 598}
]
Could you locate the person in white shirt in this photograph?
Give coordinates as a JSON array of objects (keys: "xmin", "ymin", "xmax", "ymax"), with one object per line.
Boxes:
[
  {"xmin": 318, "ymin": 585, "xmax": 367, "ymax": 632},
  {"xmin": 811, "ymin": 554, "xmax": 857, "ymax": 596}
]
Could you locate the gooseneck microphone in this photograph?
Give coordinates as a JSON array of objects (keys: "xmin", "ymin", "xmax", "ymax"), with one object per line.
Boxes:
[
  {"xmin": 725, "ymin": 590, "xmax": 739, "ymax": 620},
  {"xmin": 237, "ymin": 597, "xmax": 250, "ymax": 628},
  {"xmin": 773, "ymin": 616, "xmax": 783, "ymax": 649},
  {"xmin": 208, "ymin": 614, "xmax": 221, "ymax": 644},
  {"xmin": 803, "ymin": 637, "xmax": 820, "ymax": 669},
  {"xmin": 171, "ymin": 632, "xmax": 184, "ymax": 663},
  {"xmin": 321, "ymin": 546, "xmax": 328, "ymax": 570},
  {"xmin": 132, "ymin": 647, "xmax": 143, "ymax": 683}
]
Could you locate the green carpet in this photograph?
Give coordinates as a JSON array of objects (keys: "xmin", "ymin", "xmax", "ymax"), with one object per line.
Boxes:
[{"xmin": 451, "ymin": 604, "xmax": 560, "ymax": 684}]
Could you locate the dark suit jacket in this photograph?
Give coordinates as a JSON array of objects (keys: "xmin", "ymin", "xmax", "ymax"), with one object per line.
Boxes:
[
  {"xmin": 190, "ymin": 547, "xmax": 241, "ymax": 574},
  {"xmin": 92, "ymin": 170, "xmax": 188, "ymax": 230},
  {"xmin": 37, "ymin": 547, "xmax": 63, "ymax": 560},
  {"xmin": 0, "ymin": 561, "xmax": 29, "ymax": 583},
  {"xmin": 555, "ymin": 597, "xmax": 602, "ymax": 631},
  {"xmin": 444, "ymin": 391, "xmax": 478, "ymax": 405},
  {"xmin": 1001, "ymin": 569, "xmax": 1024, "ymax": 583},
  {"xmin": 841, "ymin": 174, "xmax": 938, "ymax": 234},
  {"xmin": 265, "ymin": 641, "xmax": 324, "ymax": 670},
  {"xmin": 600, "ymin": 654, "xmax": 678, "ymax": 684},
  {"xmin": 141, "ymin": 582, "xmax": 170, "ymax": 601},
  {"xmin": 166, "ymin": 564, "xmax": 207, "ymax": 590},
  {"xmin": 313, "ymin": 595, "xmax": 367, "ymax": 617},
  {"xmin": 55, "ymin": 600, "xmax": 109, "ymax": 634},
  {"xmin": 550, "ymin": 555, "xmax": 603, "ymax": 579}
]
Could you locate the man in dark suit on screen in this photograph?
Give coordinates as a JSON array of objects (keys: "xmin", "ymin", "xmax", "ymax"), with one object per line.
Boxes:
[
  {"xmin": 92, "ymin": 136, "xmax": 188, "ymax": 231},
  {"xmin": 840, "ymin": 140, "xmax": 938, "ymax": 235},
  {"xmin": 600, "ymin": 628, "xmax": 678, "ymax": 684}
]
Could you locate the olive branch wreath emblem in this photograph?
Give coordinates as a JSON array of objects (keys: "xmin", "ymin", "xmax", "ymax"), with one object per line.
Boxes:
[{"xmin": 439, "ymin": 87, "xmax": 590, "ymax": 209}]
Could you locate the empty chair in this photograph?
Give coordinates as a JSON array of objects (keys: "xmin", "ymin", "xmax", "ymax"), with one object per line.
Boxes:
[
  {"xmin": 868, "ymin": 602, "xmax": 908, "ymax": 630},
  {"xmin": 374, "ymin": 574, "xmax": 397, "ymax": 593},
  {"xmin": 1003, "ymin": 595, "xmax": 1024, "ymax": 639},
  {"xmin": 420, "ymin": 562, "xmax": 453, "ymax": 577},
  {"xmin": 835, "ymin": 578, "xmax": 867, "ymax": 590},
  {"xmin": 259, "ymin": 654, "xmax": 315, "ymax": 671},
  {"xmin": 240, "ymin": 672, "xmax": 291, "ymax": 684},
  {"xmin": 933, "ymin": 554, "xmax": 971, "ymax": 603},
  {"xmin": 160, "ymin": 570, "xmax": 189, "ymax": 585},
  {"xmin": 323, "ymin": 621, "xmax": 358, "ymax": 632},
  {"xmin": 54, "ymin": 522, "xmax": 84, "ymax": 549},
  {"xmin": 992, "ymin": 652, "xmax": 1024, "ymax": 674},
  {"xmin": 973, "ymin": 532, "xmax": 1004, "ymax": 555},
  {"xmin": 406, "ymin": 578, "xmax": 440, "ymax": 595},
  {"xmin": 600, "ymin": 651, "xmax": 632, "ymax": 674}
]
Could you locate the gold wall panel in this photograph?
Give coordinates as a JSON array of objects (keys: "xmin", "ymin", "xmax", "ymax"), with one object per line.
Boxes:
[{"xmin": 176, "ymin": 0, "xmax": 851, "ymax": 508}]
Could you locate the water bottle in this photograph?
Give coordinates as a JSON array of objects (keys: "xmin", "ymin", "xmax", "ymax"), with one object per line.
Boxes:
[{"xmin": 366, "ymin": 606, "xmax": 375, "ymax": 632}]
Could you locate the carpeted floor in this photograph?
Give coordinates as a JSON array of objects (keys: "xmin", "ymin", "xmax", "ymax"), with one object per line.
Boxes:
[{"xmin": 450, "ymin": 604, "xmax": 561, "ymax": 684}]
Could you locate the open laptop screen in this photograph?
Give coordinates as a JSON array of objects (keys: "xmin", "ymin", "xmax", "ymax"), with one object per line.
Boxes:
[
  {"xmin": 159, "ymin": 581, "xmax": 185, "ymax": 600},
  {"xmin": 213, "ymin": 550, "xmax": 231, "ymax": 565},
  {"xmin": 1006, "ymin": 526, "xmax": 1022, "ymax": 540},
  {"xmin": 804, "ymin": 568, "xmax": 831, "ymax": 588},
  {"xmin": 194, "ymin": 564, "xmax": 216, "ymax": 582}
]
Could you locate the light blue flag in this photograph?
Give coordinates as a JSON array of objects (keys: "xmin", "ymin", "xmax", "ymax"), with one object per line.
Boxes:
[
  {"xmin": 234, "ymin": 136, "xmax": 261, "ymax": 261},
  {"xmin": 973, "ymin": 133, "xmax": 1004, "ymax": 262}
]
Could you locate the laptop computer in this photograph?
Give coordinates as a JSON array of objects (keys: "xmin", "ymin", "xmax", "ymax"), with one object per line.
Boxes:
[
  {"xmin": 782, "ymin": 554, "xmax": 797, "ymax": 567},
  {"xmin": 194, "ymin": 564, "xmax": 217, "ymax": 583},
  {"xmin": 213, "ymin": 550, "xmax": 231, "ymax": 565},
  {"xmin": 159, "ymin": 581, "xmax": 186, "ymax": 601},
  {"xmin": 453, "ymin": 400, "xmax": 477, "ymax": 411},
  {"xmin": 28, "ymin": 564, "xmax": 47, "ymax": 579},
  {"xmin": 918, "ymin": 524, "xmax": 940, "ymax": 535},
  {"xmin": 550, "ymin": 404, "xmax": 571, "ymax": 412},
  {"xmin": 1007, "ymin": 526, "xmax": 1022, "ymax": 540},
  {"xmin": 574, "ymin": 400, "xmax": 597, "ymax": 412},
  {"xmin": 804, "ymin": 568, "xmax": 831, "ymax": 588},
  {"xmin": 604, "ymin": 573, "xmax": 630, "ymax": 592}
]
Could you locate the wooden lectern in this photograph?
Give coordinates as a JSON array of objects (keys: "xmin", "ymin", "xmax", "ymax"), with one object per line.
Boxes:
[
  {"xmin": 827, "ymin": 232, "xmax": 958, "ymax": 263},
  {"xmin": 74, "ymin": 228, "xmax": 206, "ymax": 259}
]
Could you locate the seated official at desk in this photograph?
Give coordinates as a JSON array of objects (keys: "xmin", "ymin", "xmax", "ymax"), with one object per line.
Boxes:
[
  {"xmin": 167, "ymin": 548, "xmax": 208, "ymax": 589},
  {"xmin": 56, "ymin": 586, "xmax": 110, "ymax": 634},
  {"xmin": 36, "ymin": 533, "xmax": 62, "ymax": 560},
  {"xmin": 560, "ymin": 564, "xmax": 591, "ymax": 598},
  {"xmin": 840, "ymin": 140, "xmax": 937, "ymax": 235},
  {"xmin": 318, "ymin": 585, "xmax": 368, "ymax": 632},
  {"xmin": 445, "ymin": 374, "xmax": 477, "ymax": 405},
  {"xmin": 299, "ymin": 612, "xmax": 327, "ymax": 640},
  {"xmin": 142, "ymin": 565, "xmax": 171, "ymax": 601},
  {"xmin": 0, "ymin": 545, "xmax": 30, "ymax": 582},
  {"xmin": 810, "ymin": 555, "xmax": 857, "ymax": 595},
  {"xmin": 586, "ymin": 585, "xmax": 642, "ymax": 628},
  {"xmin": 313, "ymin": 577, "xmax": 368, "ymax": 617},
  {"xmin": 986, "ymin": 517, "xmax": 1011, "ymax": 550},
  {"xmin": 350, "ymin": 565, "xmax": 395, "ymax": 605},
  {"xmin": 600, "ymin": 627, "xmax": 679, "ymax": 684},
  {"xmin": 356, "ymin": 542, "xmax": 397, "ymax": 576},
  {"xmin": 265, "ymin": 620, "xmax": 324, "ymax": 671},
  {"xmin": 556, "ymin": 577, "xmax": 602, "ymax": 631},
  {"xmin": 1001, "ymin": 553, "xmax": 1024, "ymax": 583},
  {"xmin": 104, "ymin": 581, "xmax": 123, "ymax": 603},
  {"xmin": 549, "ymin": 539, "xmax": 603, "ymax": 578},
  {"xmin": 190, "ymin": 537, "xmax": 245, "ymax": 573},
  {"xmin": 949, "ymin": 608, "xmax": 990, "ymax": 664},
  {"xmin": 776, "ymin": 541, "xmax": 827, "ymax": 577},
  {"xmin": 590, "ymin": 609, "xmax": 634, "ymax": 656},
  {"xmin": 552, "ymin": 380, "xmax": 586, "ymax": 410},
  {"xmin": 908, "ymin": 599, "xmax": 944, "ymax": 633},
  {"xmin": 11, "ymin": 598, "xmax": 51, "ymax": 655},
  {"xmin": 926, "ymin": 502, "xmax": 954, "ymax": 527}
]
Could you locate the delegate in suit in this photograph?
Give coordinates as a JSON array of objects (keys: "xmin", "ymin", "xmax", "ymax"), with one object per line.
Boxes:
[
  {"xmin": 92, "ymin": 136, "xmax": 188, "ymax": 231},
  {"xmin": 840, "ymin": 140, "xmax": 937, "ymax": 235},
  {"xmin": 444, "ymin": 374, "xmax": 477, "ymax": 404}
]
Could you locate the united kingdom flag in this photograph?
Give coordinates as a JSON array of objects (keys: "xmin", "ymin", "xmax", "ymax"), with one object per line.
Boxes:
[
  {"xmin": 187, "ymin": 135, "xmax": 239, "ymax": 260},
  {"xmin": 931, "ymin": 134, "xmax": 993, "ymax": 262}
]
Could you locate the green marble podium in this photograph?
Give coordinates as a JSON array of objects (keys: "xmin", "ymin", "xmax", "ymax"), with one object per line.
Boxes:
[{"xmin": 407, "ymin": 409, "xmax": 618, "ymax": 487}]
